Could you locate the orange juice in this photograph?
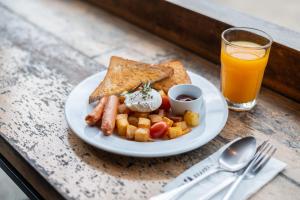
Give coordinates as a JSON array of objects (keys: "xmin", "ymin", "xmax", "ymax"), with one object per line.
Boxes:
[{"xmin": 221, "ymin": 41, "xmax": 270, "ymax": 103}]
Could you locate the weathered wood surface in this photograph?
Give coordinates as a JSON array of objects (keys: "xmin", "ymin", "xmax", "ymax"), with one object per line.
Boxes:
[
  {"xmin": 0, "ymin": 0, "xmax": 299, "ymax": 199},
  {"xmin": 88, "ymin": 0, "xmax": 300, "ymax": 102}
]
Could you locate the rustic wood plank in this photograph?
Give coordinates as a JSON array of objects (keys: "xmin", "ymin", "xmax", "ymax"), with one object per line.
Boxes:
[
  {"xmin": 0, "ymin": 0, "xmax": 299, "ymax": 199},
  {"xmin": 86, "ymin": 0, "xmax": 300, "ymax": 102}
]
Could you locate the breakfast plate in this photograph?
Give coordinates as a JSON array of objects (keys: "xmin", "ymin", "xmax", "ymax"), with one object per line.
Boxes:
[{"xmin": 65, "ymin": 70, "xmax": 228, "ymax": 157}]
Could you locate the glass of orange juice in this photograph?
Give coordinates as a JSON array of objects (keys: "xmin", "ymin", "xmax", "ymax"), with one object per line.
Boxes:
[{"xmin": 221, "ymin": 27, "xmax": 272, "ymax": 111}]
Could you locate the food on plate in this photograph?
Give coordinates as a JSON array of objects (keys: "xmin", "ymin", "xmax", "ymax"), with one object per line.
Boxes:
[
  {"xmin": 167, "ymin": 127, "xmax": 184, "ymax": 139},
  {"xmin": 133, "ymin": 112, "xmax": 149, "ymax": 118},
  {"xmin": 125, "ymin": 83, "xmax": 162, "ymax": 112},
  {"xmin": 85, "ymin": 56, "xmax": 201, "ymax": 142},
  {"xmin": 157, "ymin": 109, "xmax": 166, "ymax": 117},
  {"xmin": 168, "ymin": 115, "xmax": 183, "ymax": 122},
  {"xmin": 128, "ymin": 116, "xmax": 139, "ymax": 126},
  {"xmin": 126, "ymin": 125, "xmax": 137, "ymax": 139},
  {"xmin": 118, "ymin": 103, "xmax": 130, "ymax": 114},
  {"xmin": 138, "ymin": 117, "xmax": 151, "ymax": 128},
  {"xmin": 101, "ymin": 95, "xmax": 119, "ymax": 135},
  {"xmin": 148, "ymin": 114, "xmax": 163, "ymax": 124},
  {"xmin": 89, "ymin": 56, "xmax": 174, "ymax": 103},
  {"xmin": 182, "ymin": 127, "xmax": 192, "ymax": 135},
  {"xmin": 85, "ymin": 96, "xmax": 108, "ymax": 125},
  {"xmin": 184, "ymin": 110, "xmax": 200, "ymax": 126},
  {"xmin": 150, "ymin": 121, "xmax": 168, "ymax": 138},
  {"xmin": 174, "ymin": 121, "xmax": 188, "ymax": 130},
  {"xmin": 160, "ymin": 95, "xmax": 171, "ymax": 110},
  {"xmin": 152, "ymin": 60, "xmax": 191, "ymax": 92},
  {"xmin": 162, "ymin": 116, "xmax": 174, "ymax": 127},
  {"xmin": 116, "ymin": 117, "xmax": 129, "ymax": 136},
  {"xmin": 116, "ymin": 114, "xmax": 128, "ymax": 120},
  {"xmin": 135, "ymin": 128, "xmax": 150, "ymax": 142}
]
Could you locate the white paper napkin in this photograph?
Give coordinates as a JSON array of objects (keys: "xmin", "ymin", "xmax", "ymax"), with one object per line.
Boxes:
[{"xmin": 163, "ymin": 138, "xmax": 286, "ymax": 200}]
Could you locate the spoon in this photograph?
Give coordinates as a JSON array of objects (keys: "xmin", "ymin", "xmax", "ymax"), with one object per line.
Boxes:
[{"xmin": 150, "ymin": 137, "xmax": 256, "ymax": 200}]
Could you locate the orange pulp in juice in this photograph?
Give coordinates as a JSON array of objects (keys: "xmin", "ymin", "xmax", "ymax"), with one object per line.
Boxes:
[{"xmin": 221, "ymin": 41, "xmax": 270, "ymax": 103}]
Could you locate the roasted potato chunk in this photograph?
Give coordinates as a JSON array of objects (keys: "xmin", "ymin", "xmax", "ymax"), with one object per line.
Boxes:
[
  {"xmin": 184, "ymin": 111, "xmax": 199, "ymax": 126},
  {"xmin": 119, "ymin": 95, "xmax": 126, "ymax": 103},
  {"xmin": 118, "ymin": 104, "xmax": 130, "ymax": 114},
  {"xmin": 168, "ymin": 116, "xmax": 183, "ymax": 122},
  {"xmin": 162, "ymin": 117, "xmax": 174, "ymax": 127},
  {"xmin": 174, "ymin": 121, "xmax": 188, "ymax": 130},
  {"xmin": 116, "ymin": 118, "xmax": 128, "ymax": 136},
  {"xmin": 167, "ymin": 127, "xmax": 183, "ymax": 139},
  {"xmin": 135, "ymin": 128, "xmax": 150, "ymax": 142},
  {"xmin": 138, "ymin": 117, "xmax": 151, "ymax": 128},
  {"xmin": 116, "ymin": 114, "xmax": 128, "ymax": 120},
  {"xmin": 126, "ymin": 125, "xmax": 137, "ymax": 140},
  {"xmin": 128, "ymin": 116, "xmax": 139, "ymax": 126},
  {"xmin": 148, "ymin": 114, "xmax": 162, "ymax": 124},
  {"xmin": 182, "ymin": 127, "xmax": 192, "ymax": 135},
  {"xmin": 134, "ymin": 112, "xmax": 149, "ymax": 118}
]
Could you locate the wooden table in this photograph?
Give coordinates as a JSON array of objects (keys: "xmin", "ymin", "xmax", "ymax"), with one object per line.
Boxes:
[{"xmin": 0, "ymin": 0, "xmax": 299, "ymax": 199}]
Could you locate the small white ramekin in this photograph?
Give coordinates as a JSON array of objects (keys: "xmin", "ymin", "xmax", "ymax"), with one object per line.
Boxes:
[{"xmin": 168, "ymin": 84, "xmax": 203, "ymax": 115}]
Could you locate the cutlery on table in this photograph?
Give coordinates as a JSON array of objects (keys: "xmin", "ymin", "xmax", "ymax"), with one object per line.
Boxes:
[
  {"xmin": 197, "ymin": 140, "xmax": 276, "ymax": 200},
  {"xmin": 221, "ymin": 140, "xmax": 277, "ymax": 200},
  {"xmin": 150, "ymin": 137, "xmax": 257, "ymax": 200}
]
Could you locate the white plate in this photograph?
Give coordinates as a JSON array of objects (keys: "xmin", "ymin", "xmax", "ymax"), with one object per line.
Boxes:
[{"xmin": 65, "ymin": 71, "xmax": 228, "ymax": 157}]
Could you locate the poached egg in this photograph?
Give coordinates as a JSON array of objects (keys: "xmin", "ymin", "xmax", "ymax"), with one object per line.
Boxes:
[{"xmin": 125, "ymin": 88, "xmax": 162, "ymax": 112}]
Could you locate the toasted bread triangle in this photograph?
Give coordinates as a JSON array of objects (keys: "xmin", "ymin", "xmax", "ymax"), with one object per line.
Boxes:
[
  {"xmin": 152, "ymin": 60, "xmax": 191, "ymax": 92},
  {"xmin": 89, "ymin": 56, "xmax": 173, "ymax": 103}
]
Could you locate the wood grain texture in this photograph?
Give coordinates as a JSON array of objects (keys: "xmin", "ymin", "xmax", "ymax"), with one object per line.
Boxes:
[
  {"xmin": 0, "ymin": 0, "xmax": 299, "ymax": 199},
  {"xmin": 87, "ymin": 0, "xmax": 300, "ymax": 102}
]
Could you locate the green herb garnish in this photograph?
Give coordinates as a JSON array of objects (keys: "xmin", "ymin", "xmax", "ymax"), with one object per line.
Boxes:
[{"xmin": 141, "ymin": 82, "xmax": 152, "ymax": 100}]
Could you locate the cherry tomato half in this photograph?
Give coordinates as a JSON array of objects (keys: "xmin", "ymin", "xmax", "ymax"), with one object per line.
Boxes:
[
  {"xmin": 160, "ymin": 96, "xmax": 171, "ymax": 110},
  {"xmin": 150, "ymin": 121, "xmax": 168, "ymax": 138}
]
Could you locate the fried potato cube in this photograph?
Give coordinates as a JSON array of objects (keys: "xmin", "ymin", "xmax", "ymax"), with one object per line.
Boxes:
[
  {"xmin": 174, "ymin": 121, "xmax": 188, "ymax": 130},
  {"xmin": 134, "ymin": 128, "xmax": 150, "ymax": 142},
  {"xmin": 138, "ymin": 117, "xmax": 151, "ymax": 128},
  {"xmin": 148, "ymin": 114, "xmax": 162, "ymax": 124},
  {"xmin": 128, "ymin": 116, "xmax": 139, "ymax": 126},
  {"xmin": 126, "ymin": 125, "xmax": 137, "ymax": 140},
  {"xmin": 119, "ymin": 95, "xmax": 126, "ymax": 103},
  {"xmin": 162, "ymin": 117, "xmax": 174, "ymax": 127},
  {"xmin": 116, "ymin": 114, "xmax": 128, "ymax": 120},
  {"xmin": 118, "ymin": 103, "xmax": 130, "ymax": 114},
  {"xmin": 167, "ymin": 127, "xmax": 183, "ymax": 139},
  {"xmin": 168, "ymin": 116, "xmax": 183, "ymax": 122},
  {"xmin": 116, "ymin": 118, "xmax": 128, "ymax": 136},
  {"xmin": 184, "ymin": 111, "xmax": 200, "ymax": 126},
  {"xmin": 134, "ymin": 112, "xmax": 149, "ymax": 118},
  {"xmin": 182, "ymin": 127, "xmax": 192, "ymax": 135},
  {"xmin": 158, "ymin": 109, "xmax": 166, "ymax": 117}
]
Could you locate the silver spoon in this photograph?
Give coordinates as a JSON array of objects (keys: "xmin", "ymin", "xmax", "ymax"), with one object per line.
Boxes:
[{"xmin": 150, "ymin": 137, "xmax": 257, "ymax": 200}]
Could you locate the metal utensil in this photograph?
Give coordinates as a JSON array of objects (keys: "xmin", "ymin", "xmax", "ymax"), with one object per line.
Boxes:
[
  {"xmin": 198, "ymin": 140, "xmax": 276, "ymax": 200},
  {"xmin": 222, "ymin": 140, "xmax": 277, "ymax": 200},
  {"xmin": 149, "ymin": 137, "xmax": 257, "ymax": 200}
]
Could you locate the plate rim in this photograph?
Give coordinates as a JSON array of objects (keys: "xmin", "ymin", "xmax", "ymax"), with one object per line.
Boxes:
[{"xmin": 65, "ymin": 71, "xmax": 228, "ymax": 157}]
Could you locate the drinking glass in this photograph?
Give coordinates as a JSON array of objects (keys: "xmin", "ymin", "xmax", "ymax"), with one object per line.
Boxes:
[{"xmin": 221, "ymin": 27, "xmax": 272, "ymax": 111}]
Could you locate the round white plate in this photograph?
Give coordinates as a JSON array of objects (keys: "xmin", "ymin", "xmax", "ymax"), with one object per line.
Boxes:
[{"xmin": 65, "ymin": 71, "xmax": 228, "ymax": 157}]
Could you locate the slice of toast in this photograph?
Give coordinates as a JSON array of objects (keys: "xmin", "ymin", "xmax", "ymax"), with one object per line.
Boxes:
[
  {"xmin": 152, "ymin": 60, "xmax": 191, "ymax": 92},
  {"xmin": 89, "ymin": 56, "xmax": 173, "ymax": 103}
]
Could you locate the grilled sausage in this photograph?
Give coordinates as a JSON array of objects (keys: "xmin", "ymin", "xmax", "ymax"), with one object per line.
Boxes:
[
  {"xmin": 101, "ymin": 95, "xmax": 119, "ymax": 135},
  {"xmin": 85, "ymin": 96, "xmax": 108, "ymax": 126}
]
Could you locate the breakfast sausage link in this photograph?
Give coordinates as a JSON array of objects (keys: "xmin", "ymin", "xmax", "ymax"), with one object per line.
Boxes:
[
  {"xmin": 85, "ymin": 96, "xmax": 108, "ymax": 126},
  {"xmin": 101, "ymin": 95, "xmax": 119, "ymax": 135}
]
